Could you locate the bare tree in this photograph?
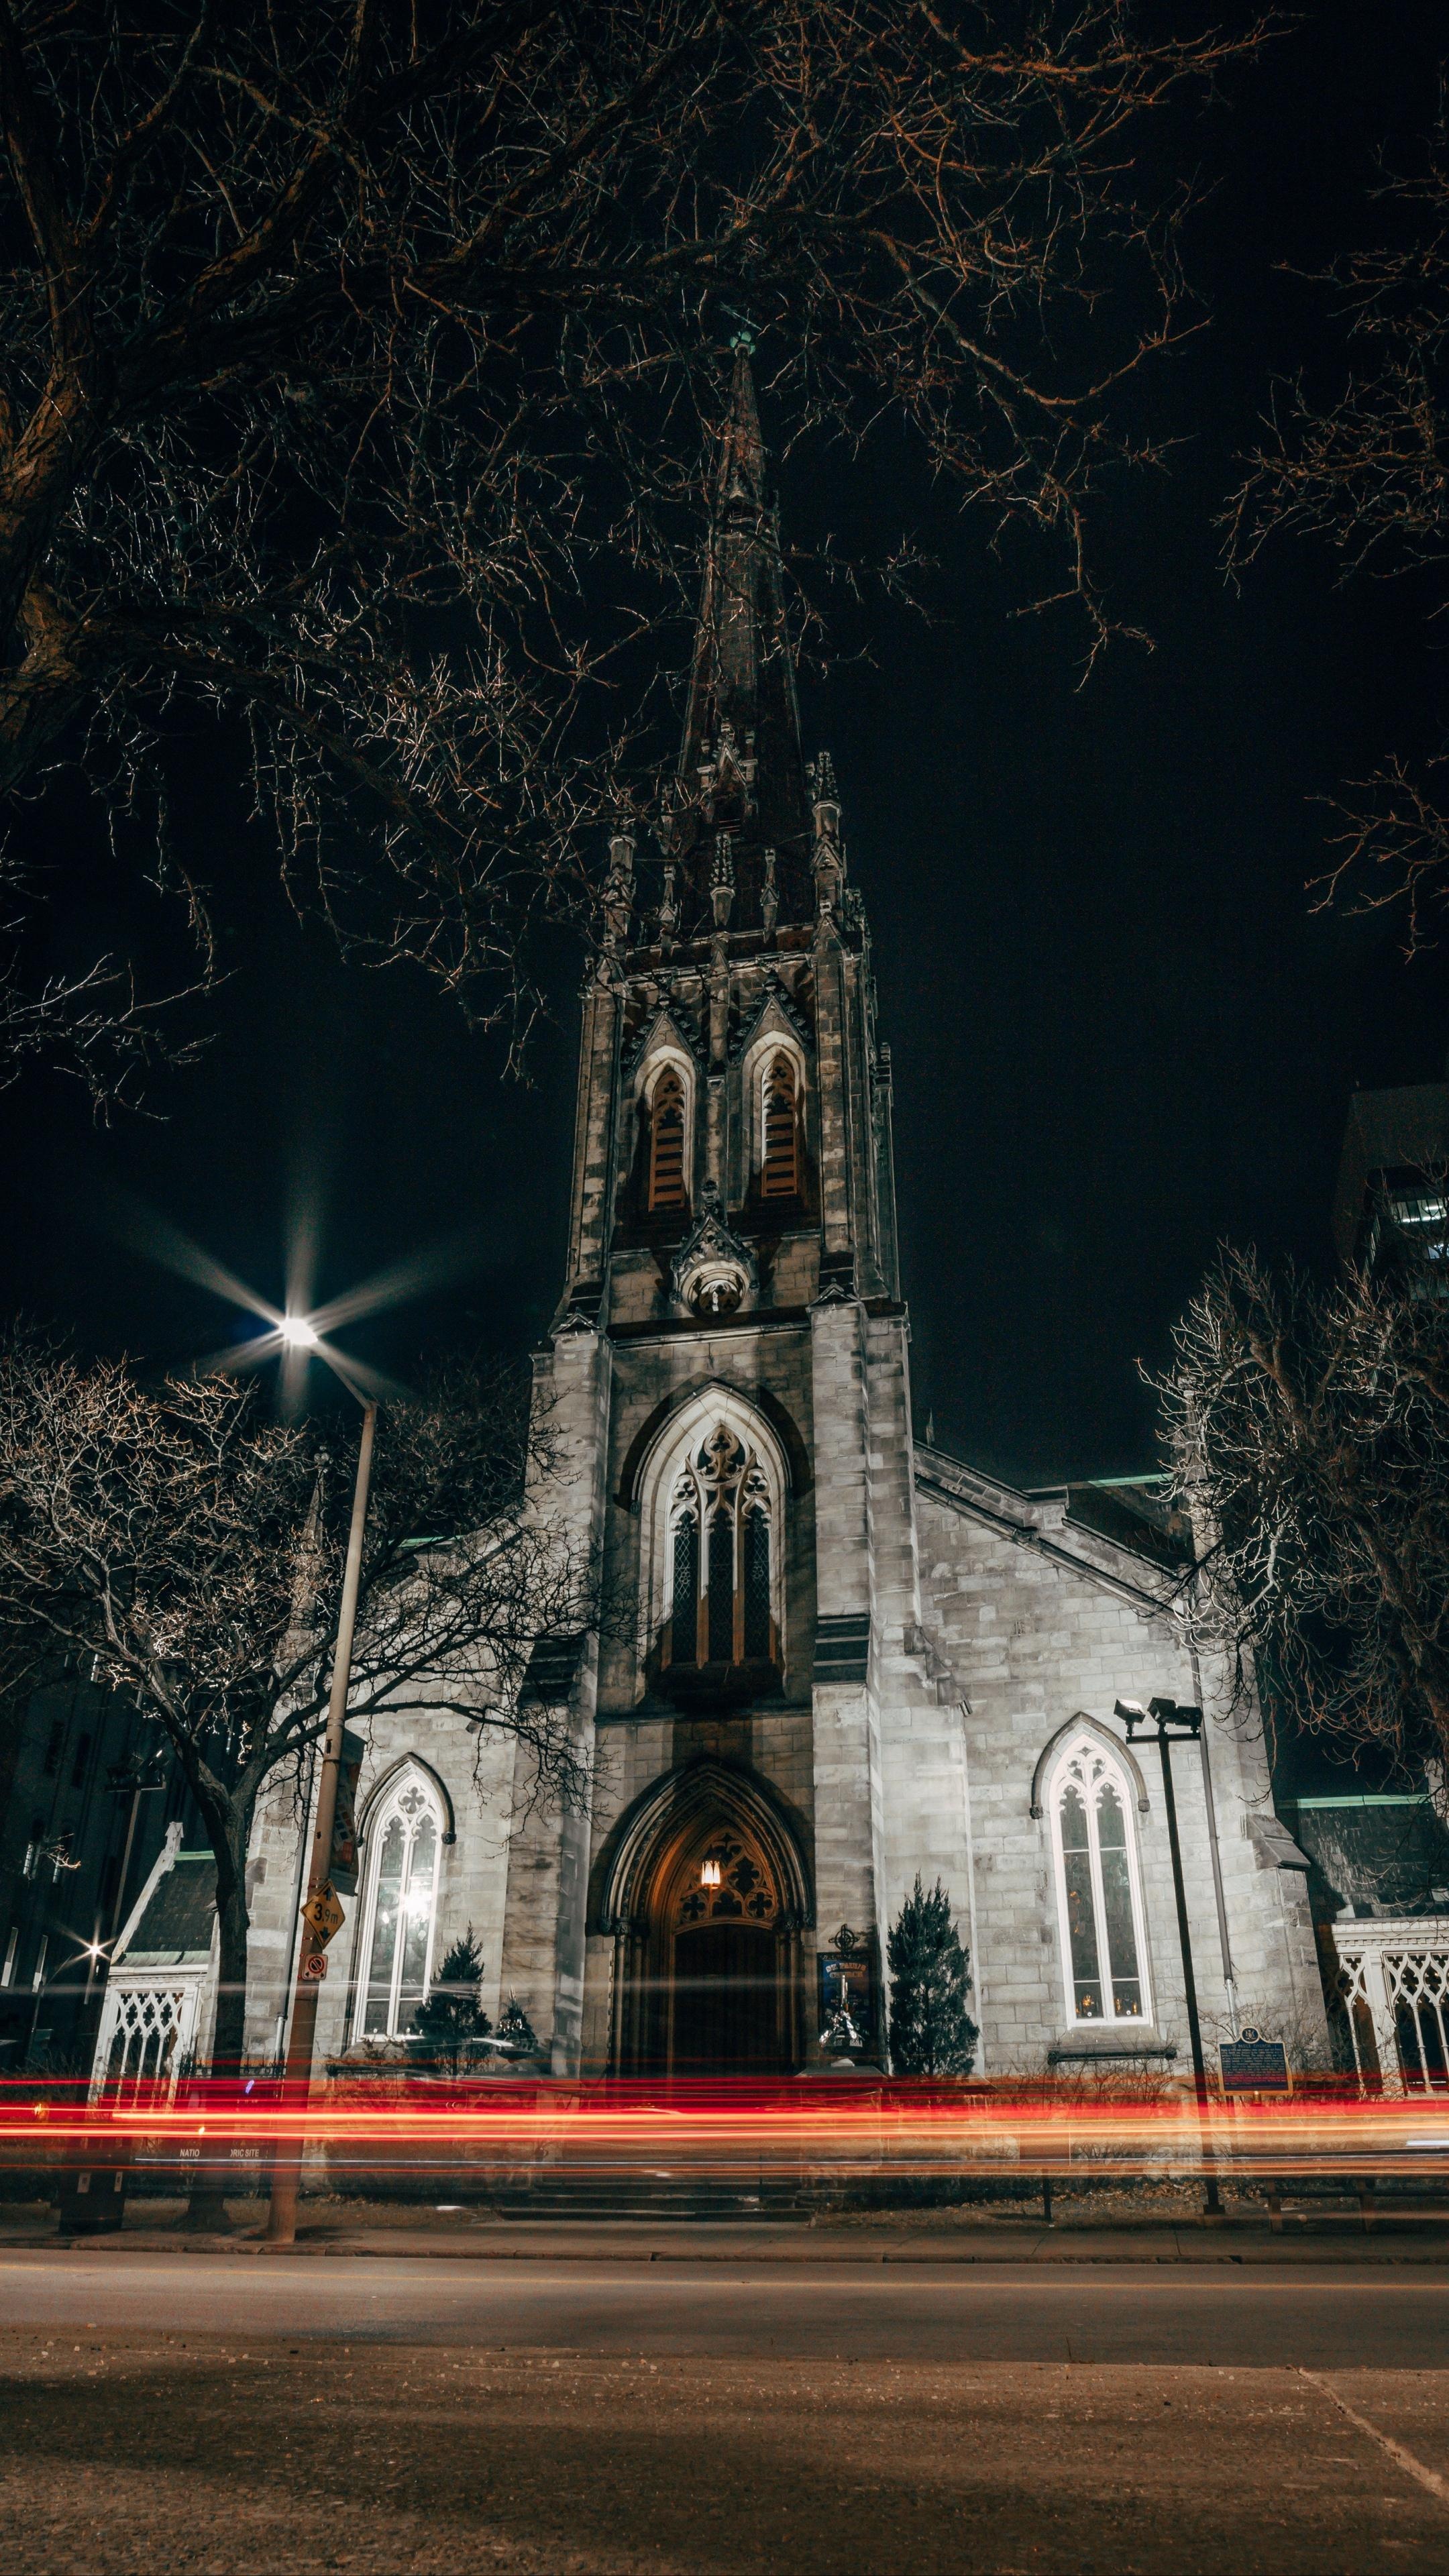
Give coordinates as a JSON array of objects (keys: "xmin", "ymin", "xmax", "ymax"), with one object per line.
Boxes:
[
  {"xmin": 0, "ymin": 1, "xmax": 1271, "ymax": 1073},
  {"xmin": 1225, "ymin": 79, "xmax": 1449, "ymax": 947},
  {"xmin": 0, "ymin": 1337, "xmax": 596, "ymax": 2070},
  {"xmin": 1156, "ymin": 1244, "xmax": 1449, "ymax": 1772},
  {"xmin": 0, "ymin": 843, "xmax": 213, "ymax": 1110}
]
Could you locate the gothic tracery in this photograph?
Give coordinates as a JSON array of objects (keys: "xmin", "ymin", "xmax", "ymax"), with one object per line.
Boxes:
[{"xmin": 665, "ymin": 1421, "xmax": 775, "ymax": 1670}]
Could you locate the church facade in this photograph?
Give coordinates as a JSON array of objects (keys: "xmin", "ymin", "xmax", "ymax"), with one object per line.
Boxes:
[{"xmin": 223, "ymin": 356, "xmax": 1324, "ymax": 2083}]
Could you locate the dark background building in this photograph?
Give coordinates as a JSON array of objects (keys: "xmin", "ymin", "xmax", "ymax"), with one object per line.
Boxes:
[{"xmin": 0, "ymin": 1682, "xmax": 182, "ymax": 2072}]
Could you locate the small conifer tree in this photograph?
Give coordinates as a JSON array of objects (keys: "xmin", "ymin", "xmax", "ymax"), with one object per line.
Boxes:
[
  {"xmin": 886, "ymin": 1876, "xmax": 979, "ymax": 2075},
  {"xmin": 413, "ymin": 1927, "xmax": 491, "ymax": 2073}
]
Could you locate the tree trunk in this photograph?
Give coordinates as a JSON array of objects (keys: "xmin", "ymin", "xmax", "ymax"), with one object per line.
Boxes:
[
  {"xmin": 210, "ymin": 1862, "xmax": 252, "ymax": 2069},
  {"xmin": 182, "ymin": 1815, "xmax": 252, "ymax": 2232}
]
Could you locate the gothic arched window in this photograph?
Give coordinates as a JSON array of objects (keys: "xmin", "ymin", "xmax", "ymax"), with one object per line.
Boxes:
[
  {"xmin": 760, "ymin": 1053, "xmax": 800, "ymax": 1199},
  {"xmin": 647, "ymin": 1064, "xmax": 688, "ymax": 1211},
  {"xmin": 353, "ymin": 1767, "xmax": 444, "ymax": 2041},
  {"xmin": 1048, "ymin": 1734, "xmax": 1149, "ymax": 2027},
  {"xmin": 664, "ymin": 1423, "xmax": 777, "ymax": 1670}
]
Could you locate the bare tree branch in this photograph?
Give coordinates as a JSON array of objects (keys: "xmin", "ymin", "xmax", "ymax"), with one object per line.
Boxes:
[
  {"xmin": 0, "ymin": 1, "xmax": 1273, "ymax": 1076},
  {"xmin": 0, "ymin": 837, "xmax": 214, "ymax": 1112},
  {"xmin": 1224, "ymin": 74, "xmax": 1449, "ymax": 949},
  {"xmin": 1154, "ymin": 1240, "xmax": 1449, "ymax": 1773},
  {"xmin": 0, "ymin": 1336, "xmax": 599, "ymax": 2066}
]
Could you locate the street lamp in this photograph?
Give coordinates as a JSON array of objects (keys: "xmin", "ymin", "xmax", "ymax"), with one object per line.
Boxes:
[
  {"xmin": 98, "ymin": 1200, "xmax": 489, "ymax": 2233},
  {"xmin": 195, "ymin": 1278, "xmax": 380, "ymax": 2237},
  {"xmin": 1114, "ymin": 1697, "xmax": 1224, "ymax": 2220}
]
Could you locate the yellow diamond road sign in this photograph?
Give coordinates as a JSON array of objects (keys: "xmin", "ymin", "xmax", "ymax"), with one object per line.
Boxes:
[{"xmin": 301, "ymin": 1881, "xmax": 345, "ymax": 1947}]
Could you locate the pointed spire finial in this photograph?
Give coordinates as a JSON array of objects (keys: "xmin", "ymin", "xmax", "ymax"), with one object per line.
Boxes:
[{"xmin": 716, "ymin": 340, "xmax": 765, "ymax": 515}]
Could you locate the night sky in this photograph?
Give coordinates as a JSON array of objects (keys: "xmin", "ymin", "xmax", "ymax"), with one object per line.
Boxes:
[{"xmin": 2, "ymin": 3, "xmax": 1445, "ymax": 1490}]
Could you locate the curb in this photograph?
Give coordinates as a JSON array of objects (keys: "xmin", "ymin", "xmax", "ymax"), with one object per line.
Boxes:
[{"xmin": 8, "ymin": 2232, "xmax": 1449, "ymax": 2267}]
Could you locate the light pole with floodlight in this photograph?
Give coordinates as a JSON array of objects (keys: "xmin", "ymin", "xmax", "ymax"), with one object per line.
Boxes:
[
  {"xmin": 264, "ymin": 1316, "xmax": 377, "ymax": 2247},
  {"xmin": 1114, "ymin": 1696, "xmax": 1224, "ymax": 2220},
  {"xmin": 95, "ymin": 1205, "xmax": 481, "ymax": 2231}
]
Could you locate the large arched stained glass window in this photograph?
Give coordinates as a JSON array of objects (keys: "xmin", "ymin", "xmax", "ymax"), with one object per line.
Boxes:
[
  {"xmin": 1049, "ymin": 1735, "xmax": 1150, "ymax": 2027},
  {"xmin": 663, "ymin": 1422, "xmax": 777, "ymax": 1671},
  {"xmin": 353, "ymin": 1768, "xmax": 444, "ymax": 2041}
]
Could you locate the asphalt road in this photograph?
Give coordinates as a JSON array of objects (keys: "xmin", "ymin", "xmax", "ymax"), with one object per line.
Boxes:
[
  {"xmin": 6, "ymin": 2260, "xmax": 1449, "ymax": 2572},
  {"xmin": 4, "ymin": 2249, "xmax": 1449, "ymax": 2367}
]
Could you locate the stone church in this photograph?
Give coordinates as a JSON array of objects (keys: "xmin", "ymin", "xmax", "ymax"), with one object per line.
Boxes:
[{"xmin": 99, "ymin": 354, "xmax": 1326, "ymax": 2087}]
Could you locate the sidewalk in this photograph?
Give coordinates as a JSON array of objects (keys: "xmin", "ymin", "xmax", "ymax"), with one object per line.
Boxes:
[{"xmin": 5, "ymin": 2196, "xmax": 1449, "ymax": 2262}]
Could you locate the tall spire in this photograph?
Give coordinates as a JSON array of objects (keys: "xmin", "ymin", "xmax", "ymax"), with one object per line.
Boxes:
[
  {"xmin": 714, "ymin": 340, "xmax": 766, "ymax": 517},
  {"xmin": 667, "ymin": 347, "xmax": 811, "ymax": 936}
]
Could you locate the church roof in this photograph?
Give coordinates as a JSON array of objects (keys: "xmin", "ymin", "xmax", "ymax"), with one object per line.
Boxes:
[
  {"xmin": 663, "ymin": 348, "xmax": 813, "ymax": 938},
  {"xmin": 121, "ymin": 1849, "xmax": 217, "ymax": 1964}
]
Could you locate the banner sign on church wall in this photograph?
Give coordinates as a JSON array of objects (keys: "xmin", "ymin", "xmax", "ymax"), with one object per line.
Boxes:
[{"xmin": 328, "ymin": 1728, "xmax": 366, "ymax": 1896}]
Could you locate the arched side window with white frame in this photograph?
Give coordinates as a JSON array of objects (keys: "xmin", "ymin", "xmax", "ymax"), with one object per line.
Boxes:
[
  {"xmin": 352, "ymin": 1765, "xmax": 445, "ymax": 2041},
  {"xmin": 1047, "ymin": 1732, "xmax": 1150, "ymax": 2027}
]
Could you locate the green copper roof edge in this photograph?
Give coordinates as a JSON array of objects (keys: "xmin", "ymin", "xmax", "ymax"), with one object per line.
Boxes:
[{"xmin": 1289, "ymin": 1793, "xmax": 1430, "ymax": 1809}]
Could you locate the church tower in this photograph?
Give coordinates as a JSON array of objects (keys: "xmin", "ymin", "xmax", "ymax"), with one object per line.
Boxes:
[
  {"xmin": 214, "ymin": 355, "xmax": 1327, "ymax": 2098},
  {"xmin": 504, "ymin": 349, "xmax": 922, "ymax": 2073}
]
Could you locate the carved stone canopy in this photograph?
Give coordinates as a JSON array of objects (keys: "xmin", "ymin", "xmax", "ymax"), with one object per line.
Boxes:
[
  {"xmin": 729, "ymin": 965, "xmax": 812, "ymax": 1065},
  {"xmin": 668, "ymin": 1181, "xmax": 757, "ymax": 1318}
]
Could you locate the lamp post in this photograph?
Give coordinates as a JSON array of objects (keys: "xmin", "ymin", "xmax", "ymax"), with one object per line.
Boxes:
[
  {"xmin": 264, "ymin": 1350, "xmax": 378, "ymax": 2247},
  {"xmin": 1114, "ymin": 1697, "xmax": 1224, "ymax": 2220},
  {"xmin": 104, "ymin": 1213, "xmax": 469, "ymax": 2222}
]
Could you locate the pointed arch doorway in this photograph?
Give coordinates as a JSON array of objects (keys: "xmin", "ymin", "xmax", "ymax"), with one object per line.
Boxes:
[{"xmin": 592, "ymin": 1761, "xmax": 812, "ymax": 2074}]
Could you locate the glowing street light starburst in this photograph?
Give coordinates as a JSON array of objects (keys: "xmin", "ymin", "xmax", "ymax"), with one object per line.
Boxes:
[{"xmin": 95, "ymin": 1185, "xmax": 493, "ymax": 1407}]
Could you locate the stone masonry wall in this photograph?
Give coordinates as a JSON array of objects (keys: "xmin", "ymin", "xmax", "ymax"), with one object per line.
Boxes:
[
  {"xmin": 497, "ymin": 1320, "xmax": 612, "ymax": 2072},
  {"xmin": 866, "ymin": 1331, "xmax": 987, "ymax": 2050},
  {"xmin": 912, "ymin": 1480, "xmax": 1326, "ymax": 2073}
]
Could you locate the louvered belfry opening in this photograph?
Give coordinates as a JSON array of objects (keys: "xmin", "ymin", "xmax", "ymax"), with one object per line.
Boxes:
[
  {"xmin": 663, "ymin": 1422, "xmax": 777, "ymax": 1688},
  {"xmin": 647, "ymin": 1065, "xmax": 687, "ymax": 1210},
  {"xmin": 760, "ymin": 1052, "xmax": 799, "ymax": 1198}
]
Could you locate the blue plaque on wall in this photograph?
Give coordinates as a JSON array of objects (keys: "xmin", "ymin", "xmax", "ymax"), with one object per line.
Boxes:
[{"xmin": 1220, "ymin": 2027, "xmax": 1291, "ymax": 2094}]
